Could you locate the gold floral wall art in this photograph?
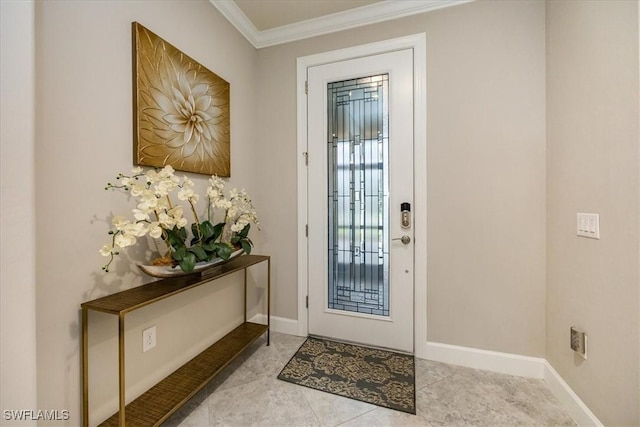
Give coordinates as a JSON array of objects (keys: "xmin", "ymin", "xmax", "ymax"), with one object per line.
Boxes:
[{"xmin": 132, "ymin": 22, "xmax": 230, "ymax": 176}]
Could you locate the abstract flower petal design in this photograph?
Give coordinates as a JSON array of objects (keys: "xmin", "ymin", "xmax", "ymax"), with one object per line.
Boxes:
[{"xmin": 133, "ymin": 22, "xmax": 230, "ymax": 176}]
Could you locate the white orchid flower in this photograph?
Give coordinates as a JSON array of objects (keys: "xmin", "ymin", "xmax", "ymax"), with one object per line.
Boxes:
[
  {"xmin": 156, "ymin": 197, "xmax": 171, "ymax": 210},
  {"xmin": 120, "ymin": 177, "xmax": 134, "ymax": 188},
  {"xmin": 137, "ymin": 190, "xmax": 158, "ymax": 210},
  {"xmin": 215, "ymin": 198, "xmax": 232, "ymax": 210},
  {"xmin": 176, "ymin": 177, "xmax": 198, "ymax": 203},
  {"xmin": 114, "ymin": 233, "xmax": 136, "ymax": 248},
  {"xmin": 129, "ymin": 183, "xmax": 146, "ymax": 197},
  {"xmin": 155, "ymin": 179, "xmax": 177, "ymax": 197},
  {"xmin": 148, "ymin": 222, "xmax": 163, "ymax": 239},
  {"xmin": 168, "ymin": 205, "xmax": 184, "ymax": 218},
  {"xmin": 102, "ymin": 167, "xmax": 260, "ymax": 274},
  {"xmin": 99, "ymin": 244, "xmax": 114, "ymax": 257},
  {"xmin": 112, "ymin": 216, "xmax": 130, "ymax": 231},
  {"xmin": 157, "ymin": 212, "xmax": 175, "ymax": 228},
  {"xmin": 132, "ymin": 208, "xmax": 150, "ymax": 221},
  {"xmin": 158, "ymin": 165, "xmax": 175, "ymax": 179},
  {"xmin": 124, "ymin": 222, "xmax": 148, "ymax": 238}
]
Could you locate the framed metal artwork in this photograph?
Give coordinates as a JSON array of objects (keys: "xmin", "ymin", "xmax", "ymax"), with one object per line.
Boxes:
[{"xmin": 132, "ymin": 22, "xmax": 230, "ymax": 176}]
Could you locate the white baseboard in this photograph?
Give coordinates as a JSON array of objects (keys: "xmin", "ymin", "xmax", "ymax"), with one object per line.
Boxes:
[
  {"xmin": 249, "ymin": 314, "xmax": 300, "ymax": 336},
  {"xmin": 543, "ymin": 361, "xmax": 604, "ymax": 427},
  {"xmin": 425, "ymin": 341, "xmax": 603, "ymax": 426},
  {"xmin": 425, "ymin": 341, "xmax": 545, "ymax": 378}
]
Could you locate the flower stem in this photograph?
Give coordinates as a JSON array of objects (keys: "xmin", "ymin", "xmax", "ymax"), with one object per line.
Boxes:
[
  {"xmin": 153, "ymin": 210, "xmax": 172, "ymax": 257},
  {"xmin": 189, "ymin": 200, "xmax": 204, "ymax": 246}
]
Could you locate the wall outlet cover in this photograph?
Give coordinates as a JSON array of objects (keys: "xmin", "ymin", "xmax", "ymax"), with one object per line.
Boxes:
[
  {"xmin": 142, "ymin": 325, "xmax": 157, "ymax": 353},
  {"xmin": 570, "ymin": 326, "xmax": 587, "ymax": 359}
]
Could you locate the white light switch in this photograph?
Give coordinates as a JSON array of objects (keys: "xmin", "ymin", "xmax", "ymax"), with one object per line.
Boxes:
[{"xmin": 577, "ymin": 213, "xmax": 600, "ymax": 239}]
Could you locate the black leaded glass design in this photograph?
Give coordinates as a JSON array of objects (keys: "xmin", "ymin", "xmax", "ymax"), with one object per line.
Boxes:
[{"xmin": 327, "ymin": 74, "xmax": 389, "ymax": 316}]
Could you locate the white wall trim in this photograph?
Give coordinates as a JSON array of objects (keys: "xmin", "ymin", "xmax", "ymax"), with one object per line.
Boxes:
[
  {"xmin": 210, "ymin": 0, "xmax": 471, "ymax": 49},
  {"xmin": 296, "ymin": 33, "xmax": 428, "ymax": 357},
  {"xmin": 543, "ymin": 361, "xmax": 604, "ymax": 427},
  {"xmin": 426, "ymin": 341, "xmax": 546, "ymax": 378},
  {"xmin": 249, "ymin": 314, "xmax": 300, "ymax": 336}
]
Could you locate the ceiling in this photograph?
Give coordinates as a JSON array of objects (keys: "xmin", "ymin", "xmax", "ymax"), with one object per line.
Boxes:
[
  {"xmin": 209, "ymin": 0, "xmax": 472, "ymax": 48},
  {"xmin": 234, "ymin": 0, "xmax": 383, "ymax": 31}
]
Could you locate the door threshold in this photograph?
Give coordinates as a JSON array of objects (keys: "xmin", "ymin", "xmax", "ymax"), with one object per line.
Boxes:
[{"xmin": 308, "ymin": 334, "xmax": 414, "ymax": 356}]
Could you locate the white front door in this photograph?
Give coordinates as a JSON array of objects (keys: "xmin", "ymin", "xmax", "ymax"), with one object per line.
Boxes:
[{"xmin": 307, "ymin": 49, "xmax": 415, "ymax": 353}]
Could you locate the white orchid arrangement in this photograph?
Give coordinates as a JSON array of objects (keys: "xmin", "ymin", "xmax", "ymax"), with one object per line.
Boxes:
[{"xmin": 100, "ymin": 165, "xmax": 259, "ymax": 273}]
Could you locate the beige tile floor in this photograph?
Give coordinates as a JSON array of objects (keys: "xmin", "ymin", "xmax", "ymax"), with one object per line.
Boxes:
[{"xmin": 164, "ymin": 332, "xmax": 576, "ymax": 427}]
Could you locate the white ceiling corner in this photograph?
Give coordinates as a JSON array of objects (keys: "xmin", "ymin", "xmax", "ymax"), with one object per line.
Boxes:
[{"xmin": 209, "ymin": 0, "xmax": 473, "ymax": 49}]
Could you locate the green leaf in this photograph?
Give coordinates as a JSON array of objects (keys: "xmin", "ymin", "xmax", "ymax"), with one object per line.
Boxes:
[
  {"xmin": 172, "ymin": 247, "xmax": 187, "ymax": 261},
  {"xmin": 216, "ymin": 243, "xmax": 232, "ymax": 260},
  {"xmin": 202, "ymin": 241, "xmax": 217, "ymax": 252},
  {"xmin": 191, "ymin": 223, "xmax": 202, "ymax": 241},
  {"xmin": 188, "ymin": 245, "xmax": 207, "ymax": 261},
  {"xmin": 240, "ymin": 240, "xmax": 252, "ymax": 254},
  {"xmin": 238, "ymin": 224, "xmax": 250, "ymax": 239},
  {"xmin": 166, "ymin": 226, "xmax": 187, "ymax": 249},
  {"xmin": 175, "ymin": 226, "xmax": 187, "ymax": 240},
  {"xmin": 200, "ymin": 220, "xmax": 215, "ymax": 240},
  {"xmin": 179, "ymin": 252, "xmax": 196, "ymax": 272},
  {"xmin": 211, "ymin": 223, "xmax": 225, "ymax": 240}
]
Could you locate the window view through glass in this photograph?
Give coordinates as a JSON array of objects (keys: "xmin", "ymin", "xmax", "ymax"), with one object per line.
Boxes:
[{"xmin": 327, "ymin": 74, "xmax": 390, "ymax": 316}]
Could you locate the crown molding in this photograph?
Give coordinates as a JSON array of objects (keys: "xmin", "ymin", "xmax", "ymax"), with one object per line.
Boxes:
[
  {"xmin": 210, "ymin": 0, "xmax": 472, "ymax": 49},
  {"xmin": 210, "ymin": 0, "xmax": 261, "ymax": 47}
]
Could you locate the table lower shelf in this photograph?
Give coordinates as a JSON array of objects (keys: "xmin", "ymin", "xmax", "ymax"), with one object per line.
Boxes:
[{"xmin": 98, "ymin": 322, "xmax": 269, "ymax": 427}]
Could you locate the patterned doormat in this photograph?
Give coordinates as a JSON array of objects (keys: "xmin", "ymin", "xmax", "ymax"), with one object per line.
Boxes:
[{"xmin": 277, "ymin": 337, "xmax": 416, "ymax": 414}]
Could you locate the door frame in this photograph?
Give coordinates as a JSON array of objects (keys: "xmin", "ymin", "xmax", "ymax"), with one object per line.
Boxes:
[{"xmin": 296, "ymin": 33, "xmax": 427, "ymax": 358}]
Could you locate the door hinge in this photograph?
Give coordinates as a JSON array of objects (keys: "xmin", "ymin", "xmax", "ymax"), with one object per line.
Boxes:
[
  {"xmin": 303, "ymin": 151, "xmax": 308, "ymax": 165},
  {"xmin": 305, "ymin": 224, "xmax": 308, "ymax": 237},
  {"xmin": 306, "ymin": 295, "xmax": 309, "ymax": 308},
  {"xmin": 305, "ymin": 81, "xmax": 308, "ymax": 94}
]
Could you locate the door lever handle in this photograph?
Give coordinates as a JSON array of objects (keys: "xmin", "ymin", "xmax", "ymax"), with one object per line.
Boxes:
[{"xmin": 392, "ymin": 235, "xmax": 411, "ymax": 244}]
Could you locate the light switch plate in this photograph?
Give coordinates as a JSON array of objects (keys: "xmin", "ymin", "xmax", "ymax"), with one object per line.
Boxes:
[{"xmin": 577, "ymin": 213, "xmax": 599, "ymax": 239}]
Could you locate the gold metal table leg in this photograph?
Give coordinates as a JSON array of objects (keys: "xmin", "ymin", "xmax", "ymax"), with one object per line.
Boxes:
[
  {"xmin": 118, "ymin": 314, "xmax": 125, "ymax": 426},
  {"xmin": 267, "ymin": 257, "xmax": 271, "ymax": 346},
  {"xmin": 244, "ymin": 268, "xmax": 247, "ymax": 323},
  {"xmin": 82, "ymin": 307, "xmax": 89, "ymax": 427}
]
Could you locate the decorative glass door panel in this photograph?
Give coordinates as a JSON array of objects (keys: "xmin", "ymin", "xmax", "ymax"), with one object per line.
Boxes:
[{"xmin": 327, "ymin": 75, "xmax": 390, "ymax": 317}]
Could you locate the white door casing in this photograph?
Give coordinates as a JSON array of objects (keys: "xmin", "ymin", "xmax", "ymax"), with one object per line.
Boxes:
[{"xmin": 296, "ymin": 34, "xmax": 427, "ymax": 358}]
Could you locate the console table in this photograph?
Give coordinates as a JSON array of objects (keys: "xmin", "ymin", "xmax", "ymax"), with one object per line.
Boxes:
[{"xmin": 81, "ymin": 254, "xmax": 270, "ymax": 427}]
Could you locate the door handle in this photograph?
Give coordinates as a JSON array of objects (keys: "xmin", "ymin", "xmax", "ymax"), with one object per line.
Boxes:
[{"xmin": 392, "ymin": 235, "xmax": 411, "ymax": 245}]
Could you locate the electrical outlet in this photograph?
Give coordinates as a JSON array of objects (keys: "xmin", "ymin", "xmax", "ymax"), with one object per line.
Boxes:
[
  {"xmin": 142, "ymin": 325, "xmax": 156, "ymax": 353},
  {"xmin": 570, "ymin": 326, "xmax": 587, "ymax": 359}
]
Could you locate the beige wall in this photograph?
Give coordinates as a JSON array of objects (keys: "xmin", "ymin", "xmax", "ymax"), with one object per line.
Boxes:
[
  {"xmin": 546, "ymin": 1, "xmax": 640, "ymax": 425},
  {"xmin": 1, "ymin": 1, "xmax": 38, "ymax": 424},
  {"xmin": 34, "ymin": 1, "xmax": 259, "ymax": 424},
  {"xmin": 256, "ymin": 0, "xmax": 547, "ymax": 356}
]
